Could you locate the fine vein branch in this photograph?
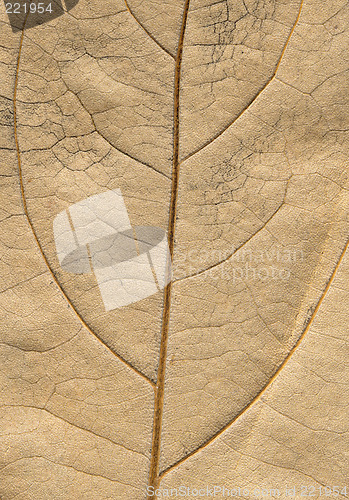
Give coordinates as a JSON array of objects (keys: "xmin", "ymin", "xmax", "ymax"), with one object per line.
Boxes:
[
  {"xmin": 123, "ymin": 0, "xmax": 175, "ymax": 59},
  {"xmin": 147, "ymin": 0, "xmax": 191, "ymax": 494}
]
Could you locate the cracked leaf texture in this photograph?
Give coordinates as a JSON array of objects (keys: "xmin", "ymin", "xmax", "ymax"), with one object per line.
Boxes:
[{"xmin": 0, "ymin": 0, "xmax": 349, "ymax": 498}]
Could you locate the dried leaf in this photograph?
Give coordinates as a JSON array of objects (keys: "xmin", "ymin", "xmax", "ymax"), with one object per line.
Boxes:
[{"xmin": 0, "ymin": 0, "xmax": 348, "ymax": 498}]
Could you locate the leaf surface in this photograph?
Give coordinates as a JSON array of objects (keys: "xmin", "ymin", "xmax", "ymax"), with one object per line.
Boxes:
[{"xmin": 0, "ymin": 0, "xmax": 348, "ymax": 498}]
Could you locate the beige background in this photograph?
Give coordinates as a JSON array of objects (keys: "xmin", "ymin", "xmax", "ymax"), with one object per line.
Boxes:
[{"xmin": 0, "ymin": 0, "xmax": 348, "ymax": 498}]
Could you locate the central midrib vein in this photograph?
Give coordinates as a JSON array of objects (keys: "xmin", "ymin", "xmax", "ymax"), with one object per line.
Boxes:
[{"xmin": 147, "ymin": 0, "xmax": 191, "ymax": 494}]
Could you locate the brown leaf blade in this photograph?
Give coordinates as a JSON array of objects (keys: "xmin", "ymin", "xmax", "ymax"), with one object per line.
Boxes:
[{"xmin": 0, "ymin": 0, "xmax": 348, "ymax": 498}]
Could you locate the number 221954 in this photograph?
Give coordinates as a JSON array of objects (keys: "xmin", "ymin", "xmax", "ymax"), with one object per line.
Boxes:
[
  {"xmin": 300, "ymin": 486, "xmax": 347, "ymax": 497},
  {"xmin": 5, "ymin": 3, "xmax": 53, "ymax": 14}
]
